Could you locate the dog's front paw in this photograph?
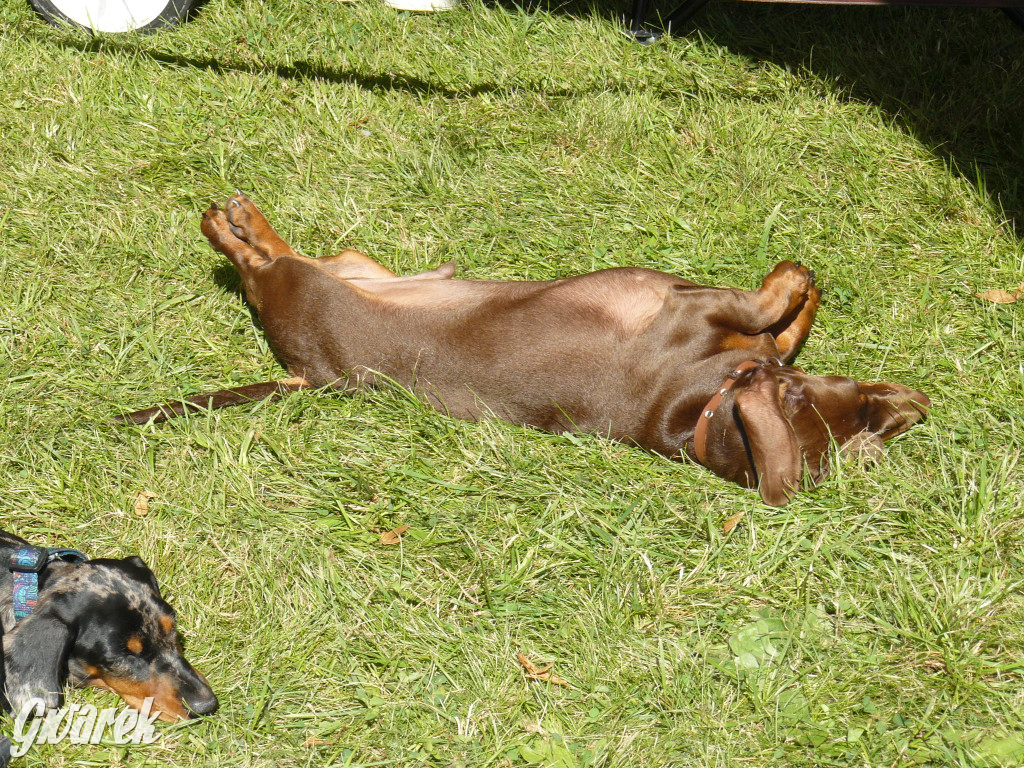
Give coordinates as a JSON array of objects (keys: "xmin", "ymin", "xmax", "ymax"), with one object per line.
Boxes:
[
  {"xmin": 763, "ymin": 260, "xmax": 816, "ymax": 314},
  {"xmin": 777, "ymin": 260, "xmax": 815, "ymax": 292}
]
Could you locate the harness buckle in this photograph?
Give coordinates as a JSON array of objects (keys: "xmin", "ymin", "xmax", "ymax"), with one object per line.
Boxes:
[
  {"xmin": 8, "ymin": 545, "xmax": 89, "ymax": 623},
  {"xmin": 9, "ymin": 546, "xmax": 48, "ymax": 573}
]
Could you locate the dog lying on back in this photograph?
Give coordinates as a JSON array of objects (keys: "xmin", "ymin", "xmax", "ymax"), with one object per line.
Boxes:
[
  {"xmin": 119, "ymin": 194, "xmax": 929, "ymax": 505},
  {"xmin": 1, "ymin": 529, "xmax": 217, "ymax": 725}
]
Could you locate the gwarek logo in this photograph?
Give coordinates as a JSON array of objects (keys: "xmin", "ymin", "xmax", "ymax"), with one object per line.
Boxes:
[{"xmin": 9, "ymin": 697, "xmax": 161, "ymax": 757}]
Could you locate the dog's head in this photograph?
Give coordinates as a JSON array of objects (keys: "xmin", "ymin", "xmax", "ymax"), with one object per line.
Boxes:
[
  {"xmin": 711, "ymin": 364, "xmax": 930, "ymax": 505},
  {"xmin": 2, "ymin": 557, "xmax": 217, "ymax": 722}
]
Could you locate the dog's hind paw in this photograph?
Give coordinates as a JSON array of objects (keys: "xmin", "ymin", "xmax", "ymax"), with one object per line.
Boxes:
[{"xmin": 221, "ymin": 193, "xmax": 297, "ymax": 262}]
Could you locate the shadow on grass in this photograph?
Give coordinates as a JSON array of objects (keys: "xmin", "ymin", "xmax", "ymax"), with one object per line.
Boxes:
[
  {"xmin": 211, "ymin": 262, "xmax": 267, "ymax": 344},
  {"xmin": 39, "ymin": 3, "xmax": 1024, "ymax": 233},
  {"xmin": 211, "ymin": 262, "xmax": 244, "ymax": 296},
  {"xmin": 39, "ymin": 33, "xmax": 554, "ymax": 98},
  {"xmin": 595, "ymin": 1, "xmax": 1024, "ymax": 232},
  {"xmin": 513, "ymin": 0, "xmax": 1024, "ymax": 231},
  {"xmin": 690, "ymin": 3, "xmax": 1024, "ymax": 231}
]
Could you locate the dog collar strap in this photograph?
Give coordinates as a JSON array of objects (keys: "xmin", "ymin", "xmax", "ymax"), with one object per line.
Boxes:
[
  {"xmin": 693, "ymin": 360, "xmax": 763, "ymax": 466},
  {"xmin": 10, "ymin": 546, "xmax": 89, "ymax": 623}
]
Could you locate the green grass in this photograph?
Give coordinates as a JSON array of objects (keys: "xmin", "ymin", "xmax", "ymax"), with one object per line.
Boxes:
[{"xmin": 2, "ymin": 1, "xmax": 1023, "ymax": 765}]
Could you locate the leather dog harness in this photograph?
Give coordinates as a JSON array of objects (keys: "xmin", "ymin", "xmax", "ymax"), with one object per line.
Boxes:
[
  {"xmin": 7, "ymin": 545, "xmax": 89, "ymax": 622},
  {"xmin": 693, "ymin": 360, "xmax": 763, "ymax": 466}
]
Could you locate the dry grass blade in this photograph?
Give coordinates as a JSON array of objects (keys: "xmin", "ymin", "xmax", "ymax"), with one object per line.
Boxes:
[{"xmin": 302, "ymin": 735, "xmax": 333, "ymax": 747}]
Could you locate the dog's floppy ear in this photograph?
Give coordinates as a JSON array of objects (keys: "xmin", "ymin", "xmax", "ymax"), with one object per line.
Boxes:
[
  {"xmin": 2, "ymin": 601, "xmax": 74, "ymax": 714},
  {"xmin": 735, "ymin": 370, "xmax": 802, "ymax": 506},
  {"xmin": 115, "ymin": 555, "xmax": 161, "ymax": 593},
  {"xmin": 858, "ymin": 382, "xmax": 930, "ymax": 441}
]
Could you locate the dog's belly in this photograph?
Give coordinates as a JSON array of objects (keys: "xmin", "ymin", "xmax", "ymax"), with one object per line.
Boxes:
[
  {"xmin": 258, "ymin": 259, "xmax": 711, "ymax": 441},
  {"xmin": 403, "ymin": 328, "xmax": 658, "ymax": 436},
  {"xmin": 280, "ymin": 305, "xmax": 664, "ymax": 435}
]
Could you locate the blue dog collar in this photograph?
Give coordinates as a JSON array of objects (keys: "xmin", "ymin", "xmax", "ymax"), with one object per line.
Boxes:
[{"xmin": 9, "ymin": 546, "xmax": 89, "ymax": 622}]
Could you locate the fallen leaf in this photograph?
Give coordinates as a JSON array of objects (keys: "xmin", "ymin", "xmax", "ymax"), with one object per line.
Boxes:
[
  {"xmin": 723, "ymin": 511, "xmax": 745, "ymax": 534},
  {"xmin": 133, "ymin": 490, "xmax": 157, "ymax": 517},
  {"xmin": 975, "ymin": 283, "xmax": 1024, "ymax": 304},
  {"xmin": 517, "ymin": 652, "xmax": 570, "ymax": 687},
  {"xmin": 380, "ymin": 524, "xmax": 410, "ymax": 545},
  {"xmin": 303, "ymin": 735, "xmax": 332, "ymax": 747}
]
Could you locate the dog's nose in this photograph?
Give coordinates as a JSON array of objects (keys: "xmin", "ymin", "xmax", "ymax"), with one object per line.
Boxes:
[{"xmin": 183, "ymin": 688, "xmax": 219, "ymax": 718}]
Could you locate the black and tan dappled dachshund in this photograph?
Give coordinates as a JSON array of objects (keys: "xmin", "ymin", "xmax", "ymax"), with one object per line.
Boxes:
[
  {"xmin": 1, "ymin": 530, "xmax": 217, "ymax": 727},
  {"xmin": 119, "ymin": 193, "xmax": 930, "ymax": 505}
]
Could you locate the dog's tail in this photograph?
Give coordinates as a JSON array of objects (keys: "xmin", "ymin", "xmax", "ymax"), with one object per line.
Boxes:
[{"xmin": 114, "ymin": 377, "xmax": 310, "ymax": 425}]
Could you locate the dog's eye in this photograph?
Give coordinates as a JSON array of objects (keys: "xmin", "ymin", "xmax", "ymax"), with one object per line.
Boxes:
[{"xmin": 126, "ymin": 636, "xmax": 144, "ymax": 655}]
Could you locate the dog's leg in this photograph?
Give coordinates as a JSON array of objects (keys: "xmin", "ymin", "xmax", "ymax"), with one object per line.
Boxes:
[
  {"xmin": 201, "ymin": 204, "xmax": 272, "ymax": 306},
  {"xmin": 713, "ymin": 261, "xmax": 818, "ymax": 349},
  {"xmin": 222, "ymin": 194, "xmax": 406, "ymax": 281},
  {"xmin": 317, "ymin": 249, "xmax": 398, "ymax": 279},
  {"xmin": 768, "ymin": 276, "xmax": 820, "ymax": 361},
  {"xmin": 114, "ymin": 378, "xmax": 309, "ymax": 425},
  {"xmin": 750, "ymin": 260, "xmax": 816, "ymax": 325}
]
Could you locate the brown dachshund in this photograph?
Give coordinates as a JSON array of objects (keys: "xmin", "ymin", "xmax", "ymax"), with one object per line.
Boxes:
[{"xmin": 119, "ymin": 194, "xmax": 929, "ymax": 505}]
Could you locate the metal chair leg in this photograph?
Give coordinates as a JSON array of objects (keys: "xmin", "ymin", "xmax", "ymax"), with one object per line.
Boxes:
[
  {"xmin": 624, "ymin": 0, "xmax": 658, "ymax": 43},
  {"xmin": 625, "ymin": 0, "xmax": 713, "ymax": 44}
]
